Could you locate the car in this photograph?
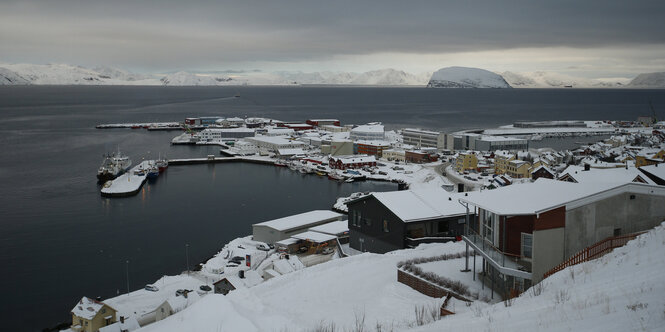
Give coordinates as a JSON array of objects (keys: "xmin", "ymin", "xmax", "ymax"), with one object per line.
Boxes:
[
  {"xmin": 268, "ymin": 243, "xmax": 275, "ymax": 249},
  {"xmin": 144, "ymin": 284, "xmax": 159, "ymax": 292},
  {"xmin": 226, "ymin": 261, "xmax": 240, "ymax": 268},
  {"xmin": 175, "ymin": 289, "xmax": 191, "ymax": 296},
  {"xmin": 230, "ymin": 256, "xmax": 245, "ymax": 262},
  {"xmin": 199, "ymin": 285, "xmax": 212, "ymax": 292},
  {"xmin": 256, "ymin": 243, "xmax": 270, "ymax": 251}
]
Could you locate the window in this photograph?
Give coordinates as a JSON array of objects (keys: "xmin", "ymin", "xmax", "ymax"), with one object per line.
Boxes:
[
  {"xmin": 521, "ymin": 233, "xmax": 532, "ymax": 259},
  {"xmin": 364, "ymin": 217, "xmax": 372, "ymax": 226},
  {"xmin": 383, "ymin": 220, "xmax": 389, "ymax": 232},
  {"xmin": 482, "ymin": 210, "xmax": 495, "ymax": 243}
]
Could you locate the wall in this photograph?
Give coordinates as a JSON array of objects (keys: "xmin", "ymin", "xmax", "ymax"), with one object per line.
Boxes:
[
  {"xmin": 348, "ymin": 197, "xmax": 405, "ymax": 254},
  {"xmin": 397, "ymin": 269, "xmax": 449, "ymax": 298},
  {"xmin": 565, "ymin": 192, "xmax": 665, "ymax": 257},
  {"xmin": 532, "ymin": 227, "xmax": 565, "ymax": 283}
]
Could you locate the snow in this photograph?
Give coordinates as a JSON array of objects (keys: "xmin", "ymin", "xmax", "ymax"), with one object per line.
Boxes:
[
  {"xmin": 428, "ymin": 67, "xmax": 511, "ymax": 88},
  {"xmin": 413, "ymin": 222, "xmax": 665, "ymax": 332},
  {"xmin": 0, "ymin": 67, "xmax": 30, "ymax": 85},
  {"xmin": 639, "ymin": 164, "xmax": 665, "ymax": 182},
  {"xmin": 559, "ymin": 165, "xmax": 655, "ymax": 185},
  {"xmin": 370, "ymin": 189, "xmax": 467, "ymax": 222},
  {"xmin": 628, "ymin": 71, "xmax": 665, "ymax": 88},
  {"xmin": 291, "ymin": 230, "xmax": 337, "ymax": 243},
  {"xmin": 253, "ymin": 210, "xmax": 343, "ymax": 232},
  {"xmin": 502, "ymin": 71, "xmax": 630, "ymax": 88},
  {"xmin": 71, "ymin": 297, "xmax": 106, "ymax": 320},
  {"xmin": 100, "ymin": 161, "xmax": 151, "ymax": 195},
  {"xmin": 165, "ymin": 292, "xmax": 200, "ymax": 313},
  {"xmin": 98, "ymin": 316, "xmax": 140, "ymax": 332},
  {"xmin": 309, "ymin": 220, "xmax": 349, "ymax": 235},
  {"xmin": 460, "ymin": 179, "xmax": 665, "ymax": 216}
]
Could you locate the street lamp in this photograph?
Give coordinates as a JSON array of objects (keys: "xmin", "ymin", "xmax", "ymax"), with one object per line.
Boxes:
[
  {"xmin": 185, "ymin": 244, "xmax": 190, "ymax": 274},
  {"xmin": 125, "ymin": 260, "xmax": 130, "ymax": 295}
]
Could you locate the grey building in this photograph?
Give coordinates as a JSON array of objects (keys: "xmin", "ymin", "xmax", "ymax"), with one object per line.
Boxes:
[
  {"xmin": 460, "ymin": 179, "xmax": 665, "ymax": 297},
  {"xmin": 401, "ymin": 128, "xmax": 443, "ymax": 149},
  {"xmin": 450, "ymin": 133, "xmax": 528, "ymax": 151},
  {"xmin": 252, "ymin": 210, "xmax": 344, "ymax": 244},
  {"xmin": 346, "ymin": 189, "xmax": 471, "ymax": 254}
]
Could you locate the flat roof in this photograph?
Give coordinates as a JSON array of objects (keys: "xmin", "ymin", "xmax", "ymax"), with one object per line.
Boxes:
[
  {"xmin": 253, "ymin": 210, "xmax": 343, "ymax": 232},
  {"xmin": 249, "ymin": 136, "xmax": 305, "ymax": 145},
  {"xmin": 370, "ymin": 189, "xmax": 467, "ymax": 223},
  {"xmin": 309, "ymin": 220, "xmax": 349, "ymax": 235},
  {"xmin": 291, "ymin": 231, "xmax": 337, "ymax": 243}
]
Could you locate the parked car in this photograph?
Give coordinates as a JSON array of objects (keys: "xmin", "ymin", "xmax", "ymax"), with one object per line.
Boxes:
[
  {"xmin": 175, "ymin": 289, "xmax": 191, "ymax": 296},
  {"xmin": 256, "ymin": 243, "xmax": 270, "ymax": 251},
  {"xmin": 144, "ymin": 284, "xmax": 159, "ymax": 292},
  {"xmin": 199, "ymin": 285, "xmax": 212, "ymax": 292},
  {"xmin": 268, "ymin": 243, "xmax": 275, "ymax": 249},
  {"xmin": 226, "ymin": 261, "xmax": 240, "ymax": 268},
  {"xmin": 230, "ymin": 256, "xmax": 245, "ymax": 263}
]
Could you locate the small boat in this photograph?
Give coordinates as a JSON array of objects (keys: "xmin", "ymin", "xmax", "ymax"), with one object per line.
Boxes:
[
  {"xmin": 328, "ymin": 171, "xmax": 345, "ymax": 181},
  {"xmin": 316, "ymin": 171, "xmax": 327, "ymax": 176},
  {"xmin": 274, "ymin": 160, "xmax": 287, "ymax": 167},
  {"xmin": 156, "ymin": 154, "xmax": 168, "ymax": 172},
  {"xmin": 146, "ymin": 163, "xmax": 159, "ymax": 180}
]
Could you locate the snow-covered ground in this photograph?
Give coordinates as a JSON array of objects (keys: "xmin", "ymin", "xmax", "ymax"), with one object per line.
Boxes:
[{"xmin": 428, "ymin": 67, "xmax": 511, "ymax": 88}]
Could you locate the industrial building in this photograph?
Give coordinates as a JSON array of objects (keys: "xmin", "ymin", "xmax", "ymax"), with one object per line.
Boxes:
[
  {"xmin": 252, "ymin": 210, "xmax": 344, "ymax": 244},
  {"xmin": 401, "ymin": 128, "xmax": 445, "ymax": 149}
]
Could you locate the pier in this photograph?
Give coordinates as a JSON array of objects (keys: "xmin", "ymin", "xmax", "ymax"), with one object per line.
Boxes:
[
  {"xmin": 101, "ymin": 160, "xmax": 152, "ymax": 197},
  {"xmin": 168, "ymin": 156, "xmax": 275, "ymax": 166}
]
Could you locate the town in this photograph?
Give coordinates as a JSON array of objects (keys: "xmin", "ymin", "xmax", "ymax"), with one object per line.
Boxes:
[{"xmin": 68, "ymin": 115, "xmax": 665, "ymax": 332}]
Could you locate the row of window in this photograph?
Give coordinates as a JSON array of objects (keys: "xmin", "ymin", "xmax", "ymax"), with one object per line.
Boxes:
[{"xmin": 349, "ymin": 210, "xmax": 390, "ymax": 232}]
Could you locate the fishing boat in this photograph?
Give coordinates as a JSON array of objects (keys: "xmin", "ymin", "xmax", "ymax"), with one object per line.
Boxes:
[
  {"xmin": 146, "ymin": 165, "xmax": 159, "ymax": 180},
  {"xmin": 156, "ymin": 154, "xmax": 168, "ymax": 172},
  {"xmin": 328, "ymin": 171, "xmax": 345, "ymax": 181},
  {"xmin": 97, "ymin": 149, "xmax": 132, "ymax": 182},
  {"xmin": 274, "ymin": 160, "xmax": 287, "ymax": 167}
]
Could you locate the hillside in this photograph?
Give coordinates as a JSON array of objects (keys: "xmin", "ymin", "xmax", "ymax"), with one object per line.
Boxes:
[
  {"xmin": 0, "ymin": 67, "xmax": 30, "ymax": 85},
  {"xmin": 629, "ymin": 72, "xmax": 665, "ymax": 88},
  {"xmin": 427, "ymin": 67, "xmax": 511, "ymax": 88},
  {"xmin": 502, "ymin": 71, "xmax": 630, "ymax": 88}
]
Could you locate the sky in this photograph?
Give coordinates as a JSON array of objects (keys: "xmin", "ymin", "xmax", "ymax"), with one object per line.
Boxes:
[{"xmin": 1, "ymin": 0, "xmax": 664, "ymax": 78}]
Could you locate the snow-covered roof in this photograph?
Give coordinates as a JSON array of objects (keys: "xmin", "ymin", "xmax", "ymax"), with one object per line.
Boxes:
[
  {"xmin": 291, "ymin": 231, "xmax": 337, "ymax": 243},
  {"xmin": 277, "ymin": 148, "xmax": 306, "ymax": 156},
  {"xmin": 478, "ymin": 135, "xmax": 524, "ymax": 142},
  {"xmin": 352, "ymin": 124, "xmax": 384, "ymax": 133},
  {"xmin": 275, "ymin": 237, "xmax": 300, "ymax": 246},
  {"xmin": 639, "ymin": 164, "xmax": 665, "ymax": 182},
  {"xmin": 369, "ymin": 188, "xmax": 467, "ymax": 223},
  {"xmin": 309, "ymin": 220, "xmax": 349, "ymax": 235},
  {"xmin": 558, "ymin": 165, "xmax": 654, "ymax": 185},
  {"xmin": 72, "ymin": 297, "xmax": 110, "ymax": 320},
  {"xmin": 253, "ymin": 210, "xmax": 343, "ymax": 232},
  {"xmin": 98, "ymin": 316, "xmax": 140, "ymax": 332},
  {"xmin": 249, "ymin": 136, "xmax": 304, "ymax": 145},
  {"xmin": 460, "ymin": 179, "xmax": 665, "ymax": 216},
  {"xmin": 165, "ymin": 291, "xmax": 200, "ymax": 313},
  {"xmin": 402, "ymin": 128, "xmax": 440, "ymax": 135}
]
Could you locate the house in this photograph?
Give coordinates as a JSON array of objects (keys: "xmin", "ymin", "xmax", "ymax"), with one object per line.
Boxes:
[
  {"xmin": 98, "ymin": 316, "xmax": 140, "ymax": 332},
  {"xmin": 405, "ymin": 150, "xmax": 439, "ymax": 163},
  {"xmin": 71, "ymin": 297, "xmax": 117, "ymax": 332},
  {"xmin": 213, "ymin": 270, "xmax": 263, "ymax": 295},
  {"xmin": 459, "ymin": 179, "xmax": 665, "ymax": 297},
  {"xmin": 558, "ymin": 164, "xmax": 653, "ymax": 185},
  {"xmin": 634, "ymin": 149, "xmax": 665, "ymax": 167},
  {"xmin": 638, "ymin": 164, "xmax": 665, "ymax": 185},
  {"xmin": 381, "ymin": 149, "xmax": 406, "ymax": 162},
  {"xmin": 346, "ymin": 189, "xmax": 471, "ymax": 253},
  {"xmin": 252, "ymin": 210, "xmax": 344, "ymax": 244},
  {"xmin": 154, "ymin": 292, "xmax": 200, "ymax": 322},
  {"xmin": 455, "ymin": 152, "xmax": 478, "ymax": 172},
  {"xmin": 493, "ymin": 150, "xmax": 515, "ymax": 175},
  {"xmin": 214, "ymin": 278, "xmax": 236, "ymax": 295},
  {"xmin": 306, "ymin": 119, "xmax": 340, "ymax": 127},
  {"xmin": 531, "ymin": 165, "xmax": 555, "ymax": 180},
  {"xmin": 506, "ymin": 160, "xmax": 531, "ymax": 178},
  {"xmin": 328, "ymin": 155, "xmax": 377, "ymax": 170}
]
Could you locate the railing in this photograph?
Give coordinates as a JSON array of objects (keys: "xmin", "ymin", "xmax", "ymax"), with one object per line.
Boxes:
[
  {"xmin": 463, "ymin": 226, "xmax": 526, "ymax": 272},
  {"xmin": 543, "ymin": 232, "xmax": 644, "ymax": 279},
  {"xmin": 405, "ymin": 236, "xmax": 457, "ymax": 247}
]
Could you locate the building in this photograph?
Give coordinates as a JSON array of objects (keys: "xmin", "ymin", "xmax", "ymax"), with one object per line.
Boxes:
[
  {"xmin": 184, "ymin": 117, "xmax": 201, "ymax": 126},
  {"xmin": 280, "ymin": 123, "xmax": 315, "ymax": 131},
  {"xmin": 320, "ymin": 125, "xmax": 350, "ymax": 133},
  {"xmin": 198, "ymin": 128, "xmax": 255, "ymax": 142},
  {"xmin": 531, "ymin": 165, "xmax": 555, "ymax": 180},
  {"xmin": 154, "ymin": 292, "xmax": 200, "ymax": 322},
  {"xmin": 558, "ymin": 165, "xmax": 653, "ymax": 185},
  {"xmin": 455, "ymin": 152, "xmax": 478, "ymax": 172},
  {"xmin": 320, "ymin": 140, "xmax": 354, "ymax": 156},
  {"xmin": 381, "ymin": 149, "xmax": 406, "ymax": 162},
  {"xmin": 346, "ymin": 189, "xmax": 470, "ymax": 253},
  {"xmin": 214, "ymin": 278, "xmax": 237, "ymax": 295},
  {"xmin": 634, "ymin": 149, "xmax": 665, "ymax": 167},
  {"xmin": 213, "ymin": 270, "xmax": 263, "ymax": 295},
  {"xmin": 306, "ymin": 119, "xmax": 340, "ymax": 127},
  {"xmin": 329, "ymin": 155, "xmax": 377, "ymax": 170},
  {"xmin": 405, "ymin": 150, "xmax": 439, "ymax": 163},
  {"xmin": 71, "ymin": 297, "xmax": 117, "ymax": 332},
  {"xmin": 244, "ymin": 136, "xmax": 305, "ymax": 152},
  {"xmin": 460, "ymin": 179, "xmax": 665, "ymax": 297},
  {"xmin": 350, "ymin": 123, "xmax": 385, "ymax": 141},
  {"xmin": 638, "ymin": 164, "xmax": 665, "ymax": 185},
  {"xmin": 506, "ymin": 160, "xmax": 531, "ymax": 178},
  {"xmin": 493, "ymin": 150, "xmax": 516, "ymax": 175},
  {"xmin": 98, "ymin": 316, "xmax": 140, "ymax": 332},
  {"xmin": 401, "ymin": 128, "xmax": 443, "ymax": 149},
  {"xmin": 355, "ymin": 141, "xmax": 391, "ymax": 157},
  {"xmin": 451, "ymin": 133, "xmax": 528, "ymax": 151},
  {"xmin": 252, "ymin": 210, "xmax": 344, "ymax": 244}
]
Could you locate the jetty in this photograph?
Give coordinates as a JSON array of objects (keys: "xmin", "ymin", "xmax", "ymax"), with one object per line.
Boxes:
[
  {"xmin": 168, "ymin": 156, "xmax": 274, "ymax": 166},
  {"xmin": 96, "ymin": 122, "xmax": 182, "ymax": 130},
  {"xmin": 100, "ymin": 160, "xmax": 151, "ymax": 197}
]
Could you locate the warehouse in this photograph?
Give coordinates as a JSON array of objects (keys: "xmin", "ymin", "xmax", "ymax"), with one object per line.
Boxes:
[{"xmin": 252, "ymin": 210, "xmax": 345, "ymax": 244}]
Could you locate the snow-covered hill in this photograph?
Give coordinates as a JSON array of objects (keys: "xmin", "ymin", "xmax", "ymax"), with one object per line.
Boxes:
[
  {"xmin": 427, "ymin": 66, "xmax": 511, "ymax": 88},
  {"xmin": 0, "ymin": 67, "xmax": 30, "ymax": 85},
  {"xmin": 628, "ymin": 72, "xmax": 665, "ymax": 88},
  {"xmin": 502, "ymin": 71, "xmax": 630, "ymax": 88},
  {"xmin": 132, "ymin": 221, "xmax": 665, "ymax": 331}
]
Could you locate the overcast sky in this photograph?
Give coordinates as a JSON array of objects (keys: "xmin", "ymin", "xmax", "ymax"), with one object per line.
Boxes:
[{"xmin": 1, "ymin": 0, "xmax": 664, "ymax": 77}]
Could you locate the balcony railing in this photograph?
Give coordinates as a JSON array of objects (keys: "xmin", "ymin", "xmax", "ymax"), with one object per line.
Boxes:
[{"xmin": 463, "ymin": 226, "xmax": 532, "ymax": 279}]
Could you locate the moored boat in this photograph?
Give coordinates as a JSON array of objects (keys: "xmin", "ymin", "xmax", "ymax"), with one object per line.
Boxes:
[
  {"xmin": 97, "ymin": 149, "xmax": 132, "ymax": 182},
  {"xmin": 156, "ymin": 155, "xmax": 168, "ymax": 172}
]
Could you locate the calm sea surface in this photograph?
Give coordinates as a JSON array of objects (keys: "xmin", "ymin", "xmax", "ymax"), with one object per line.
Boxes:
[{"xmin": 0, "ymin": 86, "xmax": 663, "ymax": 331}]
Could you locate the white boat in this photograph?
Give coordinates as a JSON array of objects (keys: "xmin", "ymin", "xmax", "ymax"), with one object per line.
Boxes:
[{"xmin": 97, "ymin": 149, "xmax": 132, "ymax": 182}]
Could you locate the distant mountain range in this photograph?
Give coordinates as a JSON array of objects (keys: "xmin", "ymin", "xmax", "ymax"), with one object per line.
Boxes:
[{"xmin": 0, "ymin": 61, "xmax": 663, "ymax": 88}]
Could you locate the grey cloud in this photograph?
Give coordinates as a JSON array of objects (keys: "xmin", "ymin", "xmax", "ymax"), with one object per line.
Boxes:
[{"xmin": 1, "ymin": 0, "xmax": 664, "ymax": 70}]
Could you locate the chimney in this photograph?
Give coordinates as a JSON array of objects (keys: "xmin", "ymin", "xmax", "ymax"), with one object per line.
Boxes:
[{"xmin": 584, "ymin": 163, "xmax": 590, "ymax": 171}]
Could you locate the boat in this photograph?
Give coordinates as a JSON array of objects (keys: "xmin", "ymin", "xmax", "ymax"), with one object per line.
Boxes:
[
  {"xmin": 97, "ymin": 149, "xmax": 132, "ymax": 182},
  {"xmin": 156, "ymin": 154, "xmax": 168, "ymax": 172},
  {"xmin": 328, "ymin": 171, "xmax": 345, "ymax": 181},
  {"xmin": 274, "ymin": 160, "xmax": 287, "ymax": 167},
  {"xmin": 146, "ymin": 165, "xmax": 159, "ymax": 180}
]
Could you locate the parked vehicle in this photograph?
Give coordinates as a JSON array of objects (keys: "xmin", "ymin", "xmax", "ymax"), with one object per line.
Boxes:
[
  {"xmin": 175, "ymin": 289, "xmax": 191, "ymax": 296},
  {"xmin": 199, "ymin": 285, "xmax": 212, "ymax": 292},
  {"xmin": 144, "ymin": 284, "xmax": 159, "ymax": 292},
  {"xmin": 256, "ymin": 243, "xmax": 270, "ymax": 251}
]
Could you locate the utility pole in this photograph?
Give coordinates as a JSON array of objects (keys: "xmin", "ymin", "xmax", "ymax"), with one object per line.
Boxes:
[
  {"xmin": 125, "ymin": 260, "xmax": 130, "ymax": 295},
  {"xmin": 185, "ymin": 244, "xmax": 190, "ymax": 274}
]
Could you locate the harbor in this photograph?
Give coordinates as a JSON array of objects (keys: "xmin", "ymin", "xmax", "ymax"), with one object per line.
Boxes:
[{"xmin": 101, "ymin": 160, "xmax": 152, "ymax": 197}]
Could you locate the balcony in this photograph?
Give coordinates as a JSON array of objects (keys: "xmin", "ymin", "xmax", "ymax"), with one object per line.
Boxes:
[{"xmin": 463, "ymin": 227, "xmax": 532, "ymax": 280}]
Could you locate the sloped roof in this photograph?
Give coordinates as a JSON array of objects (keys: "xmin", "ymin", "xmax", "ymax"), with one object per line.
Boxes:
[
  {"xmin": 558, "ymin": 165, "xmax": 654, "ymax": 185},
  {"xmin": 72, "ymin": 297, "xmax": 112, "ymax": 320},
  {"xmin": 370, "ymin": 188, "xmax": 467, "ymax": 223}
]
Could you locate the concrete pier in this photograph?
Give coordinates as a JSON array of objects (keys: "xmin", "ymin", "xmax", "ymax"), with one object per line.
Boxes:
[{"xmin": 100, "ymin": 161, "xmax": 152, "ymax": 197}]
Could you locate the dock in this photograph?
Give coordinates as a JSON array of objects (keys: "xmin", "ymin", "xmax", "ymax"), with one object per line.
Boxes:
[
  {"xmin": 96, "ymin": 122, "xmax": 182, "ymax": 130},
  {"xmin": 100, "ymin": 161, "xmax": 151, "ymax": 197},
  {"xmin": 168, "ymin": 156, "xmax": 274, "ymax": 166}
]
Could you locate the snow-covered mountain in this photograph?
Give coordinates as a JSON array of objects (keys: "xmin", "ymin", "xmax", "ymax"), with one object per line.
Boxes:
[
  {"xmin": 427, "ymin": 66, "xmax": 511, "ymax": 88},
  {"xmin": 502, "ymin": 71, "xmax": 630, "ymax": 88},
  {"xmin": 159, "ymin": 71, "xmax": 235, "ymax": 86},
  {"xmin": 0, "ymin": 67, "xmax": 30, "ymax": 85},
  {"xmin": 628, "ymin": 72, "xmax": 665, "ymax": 88}
]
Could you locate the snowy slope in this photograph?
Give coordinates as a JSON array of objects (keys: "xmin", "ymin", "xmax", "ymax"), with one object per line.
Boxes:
[
  {"xmin": 0, "ymin": 62, "xmax": 161, "ymax": 85},
  {"xmin": 427, "ymin": 67, "xmax": 511, "ymax": 88},
  {"xmin": 502, "ymin": 71, "xmax": 630, "ymax": 88},
  {"xmin": 0, "ymin": 67, "xmax": 30, "ymax": 85},
  {"xmin": 629, "ymin": 72, "xmax": 665, "ymax": 88},
  {"xmin": 412, "ymin": 222, "xmax": 665, "ymax": 332}
]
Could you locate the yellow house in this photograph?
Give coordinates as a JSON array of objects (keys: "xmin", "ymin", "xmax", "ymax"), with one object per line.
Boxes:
[
  {"xmin": 493, "ymin": 150, "xmax": 515, "ymax": 175},
  {"xmin": 506, "ymin": 160, "xmax": 531, "ymax": 178},
  {"xmin": 71, "ymin": 297, "xmax": 117, "ymax": 332},
  {"xmin": 455, "ymin": 152, "xmax": 478, "ymax": 172},
  {"xmin": 635, "ymin": 149, "xmax": 665, "ymax": 167}
]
